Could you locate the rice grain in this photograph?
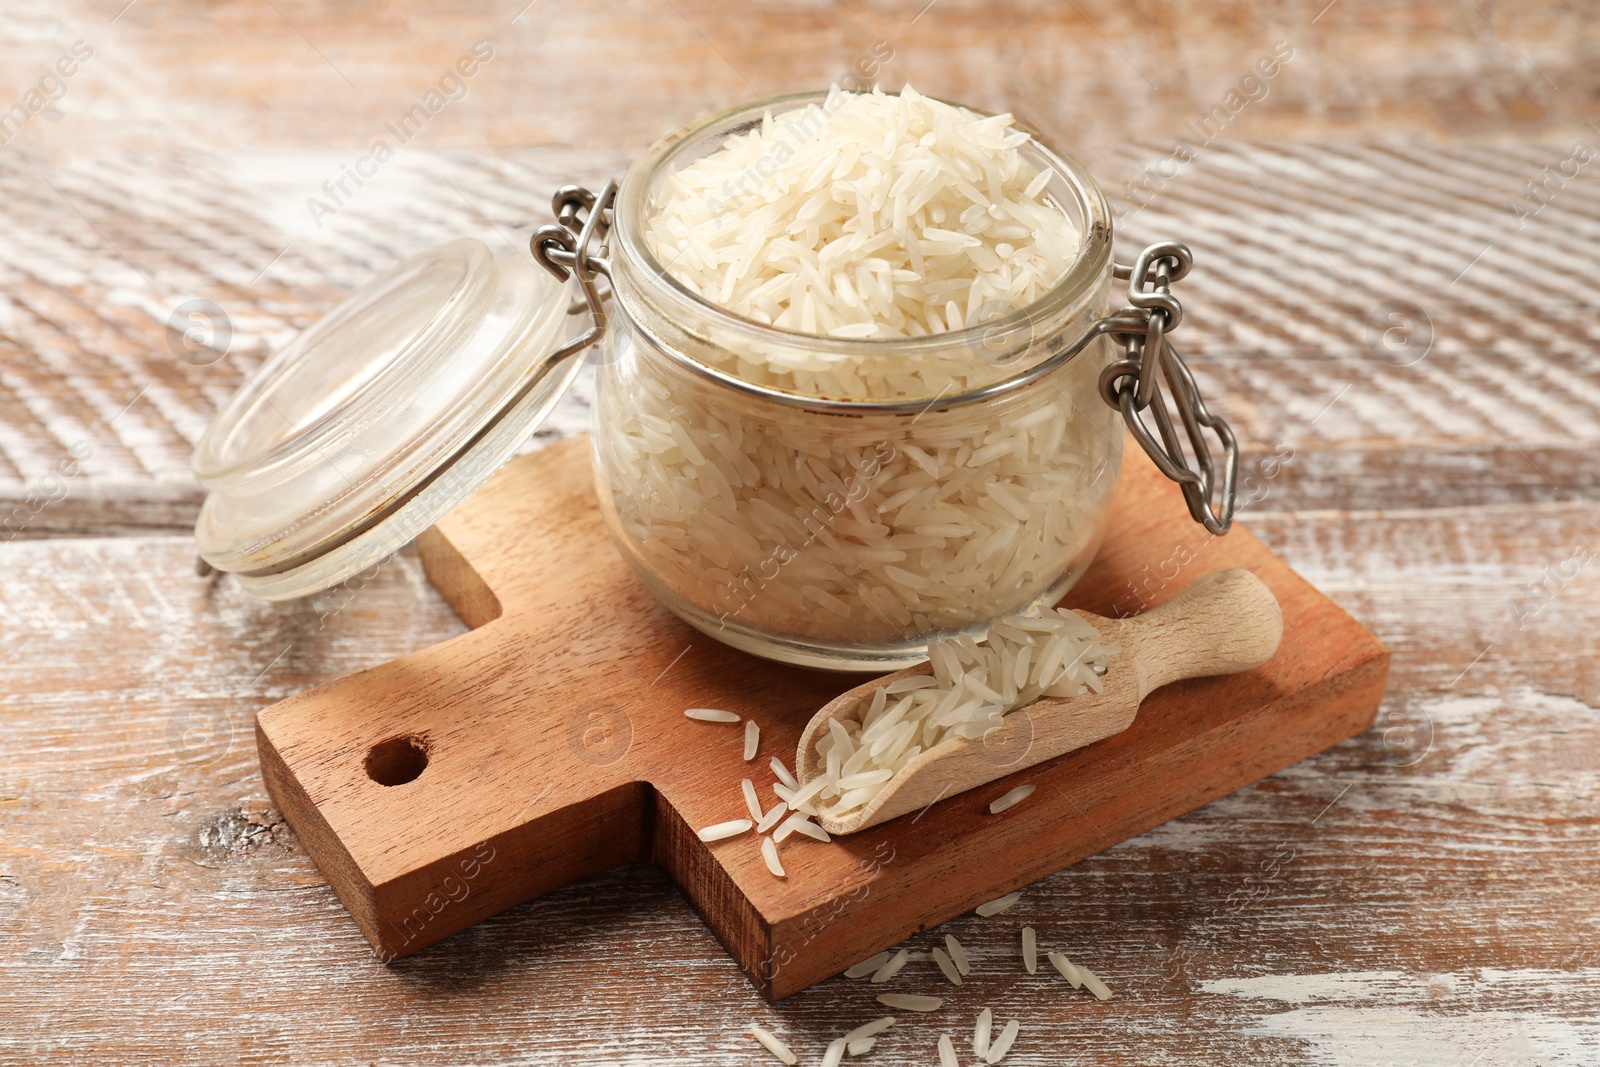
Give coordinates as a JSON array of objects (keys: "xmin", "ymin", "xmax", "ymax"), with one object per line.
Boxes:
[
  {"xmin": 871, "ymin": 948, "xmax": 910, "ymax": 983},
  {"xmin": 876, "ymin": 993, "xmax": 943, "ymax": 1012},
  {"xmin": 984, "ymin": 1019, "xmax": 1019, "ymax": 1064},
  {"xmin": 932, "ymin": 947, "xmax": 962, "ymax": 986},
  {"xmin": 944, "ymin": 934, "xmax": 971, "ymax": 976},
  {"xmin": 686, "ymin": 708, "xmax": 740, "ymax": 723},
  {"xmin": 975, "ymin": 892, "xmax": 1021, "ymax": 917},
  {"xmin": 749, "ymin": 1024, "xmax": 797, "ymax": 1065},
  {"xmin": 697, "ymin": 819, "xmax": 753, "ymax": 842}
]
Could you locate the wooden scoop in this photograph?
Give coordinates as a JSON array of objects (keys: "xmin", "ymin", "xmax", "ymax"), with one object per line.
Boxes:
[{"xmin": 796, "ymin": 568, "xmax": 1284, "ymax": 835}]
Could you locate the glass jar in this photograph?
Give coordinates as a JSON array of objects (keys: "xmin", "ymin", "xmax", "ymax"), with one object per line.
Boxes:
[
  {"xmin": 589, "ymin": 92, "xmax": 1122, "ymax": 670},
  {"xmin": 192, "ymin": 90, "xmax": 1235, "ymax": 673}
]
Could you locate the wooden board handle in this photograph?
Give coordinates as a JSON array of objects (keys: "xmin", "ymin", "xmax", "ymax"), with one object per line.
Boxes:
[{"xmin": 1127, "ymin": 568, "xmax": 1283, "ymax": 701}]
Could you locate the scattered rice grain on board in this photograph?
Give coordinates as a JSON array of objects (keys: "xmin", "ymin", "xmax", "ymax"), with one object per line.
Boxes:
[
  {"xmin": 1021, "ymin": 926, "xmax": 1037, "ymax": 974},
  {"xmin": 821, "ymin": 1039, "xmax": 847, "ymax": 1067},
  {"xmin": 770, "ymin": 756, "xmax": 799, "ymax": 790},
  {"xmin": 973, "ymin": 1007, "xmax": 993, "ymax": 1058},
  {"xmin": 741, "ymin": 778, "xmax": 763, "ymax": 821},
  {"xmin": 989, "ymin": 784, "xmax": 1035, "ymax": 814},
  {"xmin": 697, "ymin": 819, "xmax": 753, "ymax": 842},
  {"xmin": 744, "ymin": 719, "xmax": 760, "ymax": 760},
  {"xmin": 755, "ymin": 802, "xmax": 788, "ymax": 833},
  {"xmin": 685, "ymin": 708, "xmax": 740, "ymax": 723},
  {"xmin": 938, "ymin": 1034, "xmax": 959, "ymax": 1067},
  {"xmin": 749, "ymin": 1024, "xmax": 797, "ymax": 1065},
  {"xmin": 846, "ymin": 1037, "xmax": 875, "ymax": 1056},
  {"xmin": 760, "ymin": 835, "xmax": 786, "ymax": 878},
  {"xmin": 975, "ymin": 892, "xmax": 1021, "ymax": 917},
  {"xmin": 871, "ymin": 948, "xmax": 910, "ymax": 983}
]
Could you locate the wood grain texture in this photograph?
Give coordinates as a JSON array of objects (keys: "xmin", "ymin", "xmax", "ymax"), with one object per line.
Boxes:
[
  {"xmin": 1, "ymin": 0, "xmax": 1596, "ymax": 1058},
  {"xmin": 3, "ymin": 139, "xmax": 1597, "ymax": 540},
  {"xmin": 0, "ymin": 503, "xmax": 1594, "ymax": 1063},
  {"xmin": 256, "ymin": 434, "xmax": 1383, "ymax": 996}
]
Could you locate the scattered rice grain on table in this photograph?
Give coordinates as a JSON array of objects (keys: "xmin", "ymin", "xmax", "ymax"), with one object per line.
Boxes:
[
  {"xmin": 749, "ymin": 1024, "xmax": 797, "ymax": 1065},
  {"xmin": 871, "ymin": 948, "xmax": 910, "ymax": 983},
  {"xmin": 944, "ymin": 934, "xmax": 971, "ymax": 976},
  {"xmin": 975, "ymin": 891, "xmax": 1021, "ymax": 917},
  {"xmin": 845, "ymin": 951, "xmax": 892, "ymax": 979},
  {"xmin": 932, "ymin": 946, "xmax": 963, "ymax": 986},
  {"xmin": 877, "ymin": 993, "xmax": 943, "ymax": 1012},
  {"xmin": 973, "ymin": 1007, "xmax": 993, "ymax": 1058},
  {"xmin": 985, "ymin": 1018, "xmax": 1020, "ymax": 1064}
]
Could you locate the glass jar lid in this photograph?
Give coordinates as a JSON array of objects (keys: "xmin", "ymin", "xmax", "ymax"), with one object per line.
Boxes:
[{"xmin": 192, "ymin": 237, "xmax": 579, "ymax": 600}]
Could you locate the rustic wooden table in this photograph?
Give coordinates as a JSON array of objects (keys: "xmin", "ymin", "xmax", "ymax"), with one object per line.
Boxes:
[{"xmin": 2, "ymin": 1, "xmax": 1596, "ymax": 1064}]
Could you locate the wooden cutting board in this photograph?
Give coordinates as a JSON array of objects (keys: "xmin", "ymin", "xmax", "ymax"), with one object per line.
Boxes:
[{"xmin": 256, "ymin": 433, "xmax": 1387, "ymax": 1000}]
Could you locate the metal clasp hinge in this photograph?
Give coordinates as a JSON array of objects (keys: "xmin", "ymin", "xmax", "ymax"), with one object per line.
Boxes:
[
  {"xmin": 532, "ymin": 180, "xmax": 616, "ymax": 366},
  {"xmin": 1096, "ymin": 241, "xmax": 1238, "ymax": 536}
]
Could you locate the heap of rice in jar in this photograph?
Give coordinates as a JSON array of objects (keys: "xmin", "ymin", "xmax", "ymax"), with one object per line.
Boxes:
[{"xmin": 592, "ymin": 85, "xmax": 1123, "ymax": 669}]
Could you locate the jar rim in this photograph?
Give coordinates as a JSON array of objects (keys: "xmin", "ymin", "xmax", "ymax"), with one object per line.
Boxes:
[{"xmin": 610, "ymin": 88, "xmax": 1114, "ymax": 412}]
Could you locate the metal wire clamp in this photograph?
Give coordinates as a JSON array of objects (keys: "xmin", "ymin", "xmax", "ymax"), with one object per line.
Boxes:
[
  {"xmin": 531, "ymin": 181, "xmax": 615, "ymax": 365},
  {"xmin": 1097, "ymin": 242, "xmax": 1238, "ymax": 535}
]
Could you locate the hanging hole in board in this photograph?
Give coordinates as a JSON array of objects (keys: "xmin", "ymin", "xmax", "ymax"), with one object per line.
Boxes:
[{"xmin": 365, "ymin": 734, "xmax": 430, "ymax": 786}]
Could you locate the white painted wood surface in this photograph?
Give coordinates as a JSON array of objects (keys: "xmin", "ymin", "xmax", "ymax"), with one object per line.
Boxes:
[{"xmin": 2, "ymin": 0, "xmax": 1598, "ymax": 1061}]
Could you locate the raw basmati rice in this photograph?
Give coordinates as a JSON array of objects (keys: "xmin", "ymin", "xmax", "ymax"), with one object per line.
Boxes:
[
  {"xmin": 601, "ymin": 87, "xmax": 1122, "ymax": 650},
  {"xmin": 760, "ymin": 835, "xmax": 786, "ymax": 878},
  {"xmin": 821, "ymin": 1039, "xmax": 847, "ymax": 1067},
  {"xmin": 685, "ymin": 708, "xmax": 740, "ymax": 723},
  {"xmin": 749, "ymin": 1024, "xmax": 797, "ymax": 1065},
  {"xmin": 989, "ymin": 784, "xmax": 1036, "ymax": 815},
  {"xmin": 973, "ymin": 1007, "xmax": 992, "ymax": 1057},
  {"xmin": 1020, "ymin": 926, "xmax": 1038, "ymax": 974},
  {"xmin": 1046, "ymin": 951, "xmax": 1081, "ymax": 988},
  {"xmin": 775, "ymin": 811, "xmax": 831, "ymax": 843},
  {"xmin": 845, "ymin": 951, "xmax": 892, "ymax": 979},
  {"xmin": 944, "ymin": 934, "xmax": 971, "ymax": 976},
  {"xmin": 985, "ymin": 1019, "xmax": 1020, "ymax": 1064},
  {"xmin": 938, "ymin": 1034, "xmax": 959, "ymax": 1067},
  {"xmin": 744, "ymin": 719, "xmax": 760, "ymax": 761},
  {"xmin": 755, "ymin": 801, "xmax": 789, "ymax": 833},
  {"xmin": 843, "ymin": 1017, "xmax": 896, "ymax": 1043},
  {"xmin": 742, "ymin": 778, "xmax": 763, "ymax": 822},
  {"xmin": 976, "ymin": 892, "xmax": 1020, "ymax": 917},
  {"xmin": 871, "ymin": 948, "xmax": 910, "ymax": 983},
  {"xmin": 646, "ymin": 85, "xmax": 1078, "ymax": 344},
  {"xmin": 846, "ymin": 1037, "xmax": 875, "ymax": 1056},
  {"xmin": 770, "ymin": 755, "xmax": 799, "ymax": 790},
  {"xmin": 697, "ymin": 818, "xmax": 753, "ymax": 842},
  {"xmin": 876, "ymin": 993, "xmax": 943, "ymax": 1012},
  {"xmin": 932, "ymin": 946, "xmax": 963, "ymax": 986},
  {"xmin": 1077, "ymin": 964, "xmax": 1113, "ymax": 1001},
  {"xmin": 812, "ymin": 610, "xmax": 1116, "ymax": 818}
]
